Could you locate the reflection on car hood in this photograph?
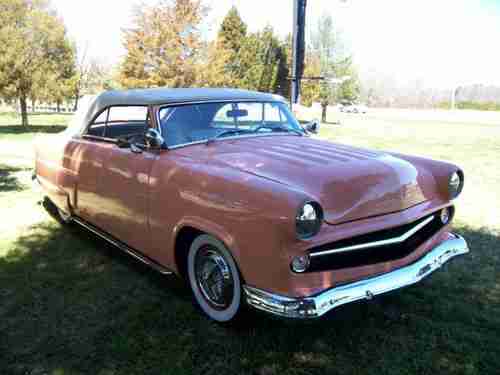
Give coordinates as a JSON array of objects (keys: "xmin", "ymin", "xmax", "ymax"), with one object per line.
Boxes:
[{"xmin": 210, "ymin": 136, "xmax": 437, "ymax": 224}]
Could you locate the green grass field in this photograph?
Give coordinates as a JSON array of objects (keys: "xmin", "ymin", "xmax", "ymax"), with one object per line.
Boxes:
[{"xmin": 0, "ymin": 112, "xmax": 499, "ymax": 375}]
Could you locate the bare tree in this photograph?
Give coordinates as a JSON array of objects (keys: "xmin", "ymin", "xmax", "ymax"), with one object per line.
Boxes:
[{"xmin": 73, "ymin": 44, "xmax": 113, "ymax": 111}]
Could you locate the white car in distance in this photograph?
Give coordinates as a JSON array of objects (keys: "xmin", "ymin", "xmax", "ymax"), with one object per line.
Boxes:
[{"xmin": 340, "ymin": 102, "xmax": 368, "ymax": 114}]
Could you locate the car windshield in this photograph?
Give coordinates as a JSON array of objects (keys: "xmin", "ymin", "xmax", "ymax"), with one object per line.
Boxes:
[{"xmin": 158, "ymin": 101, "xmax": 304, "ymax": 148}]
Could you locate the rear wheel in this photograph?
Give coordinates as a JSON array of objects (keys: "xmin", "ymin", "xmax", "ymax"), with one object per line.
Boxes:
[{"xmin": 187, "ymin": 234, "xmax": 243, "ymax": 322}]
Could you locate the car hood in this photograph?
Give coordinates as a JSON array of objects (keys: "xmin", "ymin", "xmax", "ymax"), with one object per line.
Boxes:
[{"xmin": 207, "ymin": 136, "xmax": 438, "ymax": 225}]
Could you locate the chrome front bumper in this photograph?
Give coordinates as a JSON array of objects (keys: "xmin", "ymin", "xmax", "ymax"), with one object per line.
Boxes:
[{"xmin": 243, "ymin": 233, "xmax": 469, "ymax": 319}]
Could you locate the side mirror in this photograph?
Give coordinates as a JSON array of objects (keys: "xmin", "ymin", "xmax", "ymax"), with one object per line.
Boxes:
[
  {"xmin": 145, "ymin": 128, "xmax": 164, "ymax": 149},
  {"xmin": 305, "ymin": 119, "xmax": 320, "ymax": 134}
]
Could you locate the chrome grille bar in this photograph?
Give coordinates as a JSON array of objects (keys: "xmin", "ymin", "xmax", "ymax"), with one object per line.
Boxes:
[{"xmin": 310, "ymin": 215, "xmax": 435, "ymax": 258}]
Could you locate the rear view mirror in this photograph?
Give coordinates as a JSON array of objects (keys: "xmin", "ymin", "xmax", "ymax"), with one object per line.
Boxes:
[{"xmin": 226, "ymin": 109, "xmax": 248, "ymax": 118}]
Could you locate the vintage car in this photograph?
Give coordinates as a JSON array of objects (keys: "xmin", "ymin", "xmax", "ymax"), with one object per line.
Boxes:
[
  {"xmin": 340, "ymin": 102, "xmax": 368, "ymax": 114},
  {"xmin": 34, "ymin": 88, "xmax": 468, "ymax": 322}
]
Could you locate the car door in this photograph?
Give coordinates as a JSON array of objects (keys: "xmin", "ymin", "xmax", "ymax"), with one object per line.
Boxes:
[
  {"xmin": 65, "ymin": 110, "xmax": 114, "ymax": 228},
  {"xmin": 94, "ymin": 106, "xmax": 157, "ymax": 253}
]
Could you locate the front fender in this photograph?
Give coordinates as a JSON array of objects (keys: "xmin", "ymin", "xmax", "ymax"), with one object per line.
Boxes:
[
  {"xmin": 148, "ymin": 153, "xmax": 309, "ymax": 284},
  {"xmin": 172, "ymin": 216, "xmax": 240, "ymax": 260},
  {"xmin": 390, "ymin": 152, "xmax": 463, "ymax": 202}
]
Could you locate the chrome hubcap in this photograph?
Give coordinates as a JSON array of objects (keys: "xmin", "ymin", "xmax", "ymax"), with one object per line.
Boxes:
[{"xmin": 195, "ymin": 246, "xmax": 234, "ymax": 309}]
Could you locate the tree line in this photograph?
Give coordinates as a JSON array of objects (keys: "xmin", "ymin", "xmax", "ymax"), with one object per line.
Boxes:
[
  {"xmin": 0, "ymin": 0, "xmax": 359, "ymax": 126},
  {"xmin": 0, "ymin": 0, "xmax": 113, "ymax": 126}
]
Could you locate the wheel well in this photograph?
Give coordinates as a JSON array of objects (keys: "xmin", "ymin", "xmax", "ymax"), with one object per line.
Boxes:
[{"xmin": 174, "ymin": 226, "xmax": 203, "ymax": 279}]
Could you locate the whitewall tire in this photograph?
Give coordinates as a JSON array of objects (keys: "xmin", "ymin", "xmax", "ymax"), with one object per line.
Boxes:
[{"xmin": 187, "ymin": 234, "xmax": 242, "ymax": 322}]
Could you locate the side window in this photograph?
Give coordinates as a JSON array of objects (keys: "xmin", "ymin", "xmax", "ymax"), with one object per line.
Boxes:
[
  {"xmin": 108, "ymin": 106, "xmax": 147, "ymax": 122},
  {"xmin": 105, "ymin": 106, "xmax": 148, "ymax": 139},
  {"xmin": 85, "ymin": 106, "xmax": 149, "ymax": 140},
  {"xmin": 87, "ymin": 109, "xmax": 108, "ymax": 137},
  {"xmin": 94, "ymin": 110, "xmax": 108, "ymax": 123}
]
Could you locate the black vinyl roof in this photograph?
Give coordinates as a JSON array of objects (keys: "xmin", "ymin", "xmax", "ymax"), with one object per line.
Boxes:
[{"xmin": 83, "ymin": 88, "xmax": 285, "ymax": 126}]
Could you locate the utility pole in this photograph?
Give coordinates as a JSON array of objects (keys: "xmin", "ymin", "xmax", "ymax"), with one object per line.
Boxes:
[{"xmin": 291, "ymin": 0, "xmax": 307, "ymax": 106}]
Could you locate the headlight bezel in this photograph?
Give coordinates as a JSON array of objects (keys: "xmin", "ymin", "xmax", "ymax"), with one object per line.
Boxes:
[
  {"xmin": 448, "ymin": 170, "xmax": 464, "ymax": 200},
  {"xmin": 296, "ymin": 201, "xmax": 324, "ymax": 239}
]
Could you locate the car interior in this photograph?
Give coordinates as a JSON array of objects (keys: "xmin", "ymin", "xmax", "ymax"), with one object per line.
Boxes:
[{"xmin": 85, "ymin": 106, "xmax": 150, "ymax": 143}]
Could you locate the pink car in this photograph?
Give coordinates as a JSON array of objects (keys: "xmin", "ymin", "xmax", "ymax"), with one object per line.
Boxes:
[{"xmin": 34, "ymin": 88, "xmax": 468, "ymax": 322}]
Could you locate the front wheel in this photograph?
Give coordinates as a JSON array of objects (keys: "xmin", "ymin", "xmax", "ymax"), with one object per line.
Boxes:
[{"xmin": 187, "ymin": 234, "xmax": 243, "ymax": 322}]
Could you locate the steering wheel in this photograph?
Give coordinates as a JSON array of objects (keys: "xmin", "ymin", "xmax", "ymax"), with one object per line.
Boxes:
[
  {"xmin": 122, "ymin": 132, "xmax": 144, "ymax": 140},
  {"xmin": 116, "ymin": 132, "xmax": 145, "ymax": 147}
]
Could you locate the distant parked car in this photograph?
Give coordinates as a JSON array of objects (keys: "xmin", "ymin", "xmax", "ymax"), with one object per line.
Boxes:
[
  {"xmin": 340, "ymin": 102, "xmax": 368, "ymax": 114},
  {"xmin": 34, "ymin": 88, "xmax": 468, "ymax": 323}
]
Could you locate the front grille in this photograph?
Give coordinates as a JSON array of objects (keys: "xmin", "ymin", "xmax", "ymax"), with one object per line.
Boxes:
[{"xmin": 306, "ymin": 209, "xmax": 452, "ymax": 273}]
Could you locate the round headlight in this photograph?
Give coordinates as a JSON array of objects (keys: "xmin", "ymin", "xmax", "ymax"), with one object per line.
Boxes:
[
  {"xmin": 449, "ymin": 171, "xmax": 464, "ymax": 199},
  {"xmin": 296, "ymin": 202, "xmax": 323, "ymax": 239}
]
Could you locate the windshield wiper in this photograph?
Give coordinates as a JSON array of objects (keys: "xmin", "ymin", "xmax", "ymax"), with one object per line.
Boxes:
[
  {"xmin": 254, "ymin": 125, "xmax": 304, "ymax": 136},
  {"xmin": 282, "ymin": 127, "xmax": 305, "ymax": 136},
  {"xmin": 206, "ymin": 129, "xmax": 250, "ymax": 145}
]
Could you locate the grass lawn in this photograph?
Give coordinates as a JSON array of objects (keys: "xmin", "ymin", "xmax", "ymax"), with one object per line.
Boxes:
[
  {"xmin": 0, "ymin": 112, "xmax": 70, "ymax": 167},
  {"xmin": 0, "ymin": 112, "xmax": 499, "ymax": 375}
]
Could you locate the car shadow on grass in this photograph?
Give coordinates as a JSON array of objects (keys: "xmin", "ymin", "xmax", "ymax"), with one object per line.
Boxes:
[
  {"xmin": 0, "ymin": 218, "xmax": 499, "ymax": 375},
  {"xmin": 0, "ymin": 164, "xmax": 29, "ymax": 193}
]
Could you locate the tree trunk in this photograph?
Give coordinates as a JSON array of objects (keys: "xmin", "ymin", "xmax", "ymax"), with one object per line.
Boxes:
[
  {"xmin": 20, "ymin": 96, "xmax": 29, "ymax": 127},
  {"xmin": 321, "ymin": 104, "xmax": 327, "ymax": 123},
  {"xmin": 31, "ymin": 99, "xmax": 36, "ymax": 112},
  {"xmin": 73, "ymin": 95, "xmax": 79, "ymax": 112},
  {"xmin": 56, "ymin": 101, "xmax": 61, "ymax": 113}
]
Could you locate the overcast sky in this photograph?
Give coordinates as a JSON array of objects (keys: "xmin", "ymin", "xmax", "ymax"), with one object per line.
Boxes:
[{"xmin": 51, "ymin": 0, "xmax": 500, "ymax": 89}]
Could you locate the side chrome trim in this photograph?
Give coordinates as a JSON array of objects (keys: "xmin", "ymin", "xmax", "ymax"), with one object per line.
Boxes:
[
  {"xmin": 72, "ymin": 217, "xmax": 173, "ymax": 275},
  {"xmin": 310, "ymin": 215, "xmax": 435, "ymax": 258},
  {"xmin": 244, "ymin": 233, "xmax": 469, "ymax": 319}
]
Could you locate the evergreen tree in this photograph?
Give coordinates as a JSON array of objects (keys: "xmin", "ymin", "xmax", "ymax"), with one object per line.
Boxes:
[
  {"xmin": 217, "ymin": 6, "xmax": 247, "ymax": 82},
  {"xmin": 218, "ymin": 6, "xmax": 247, "ymax": 55},
  {"xmin": 231, "ymin": 26, "xmax": 290, "ymax": 97},
  {"xmin": 195, "ymin": 40, "xmax": 235, "ymax": 87},
  {"xmin": 119, "ymin": 0, "xmax": 206, "ymax": 89}
]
